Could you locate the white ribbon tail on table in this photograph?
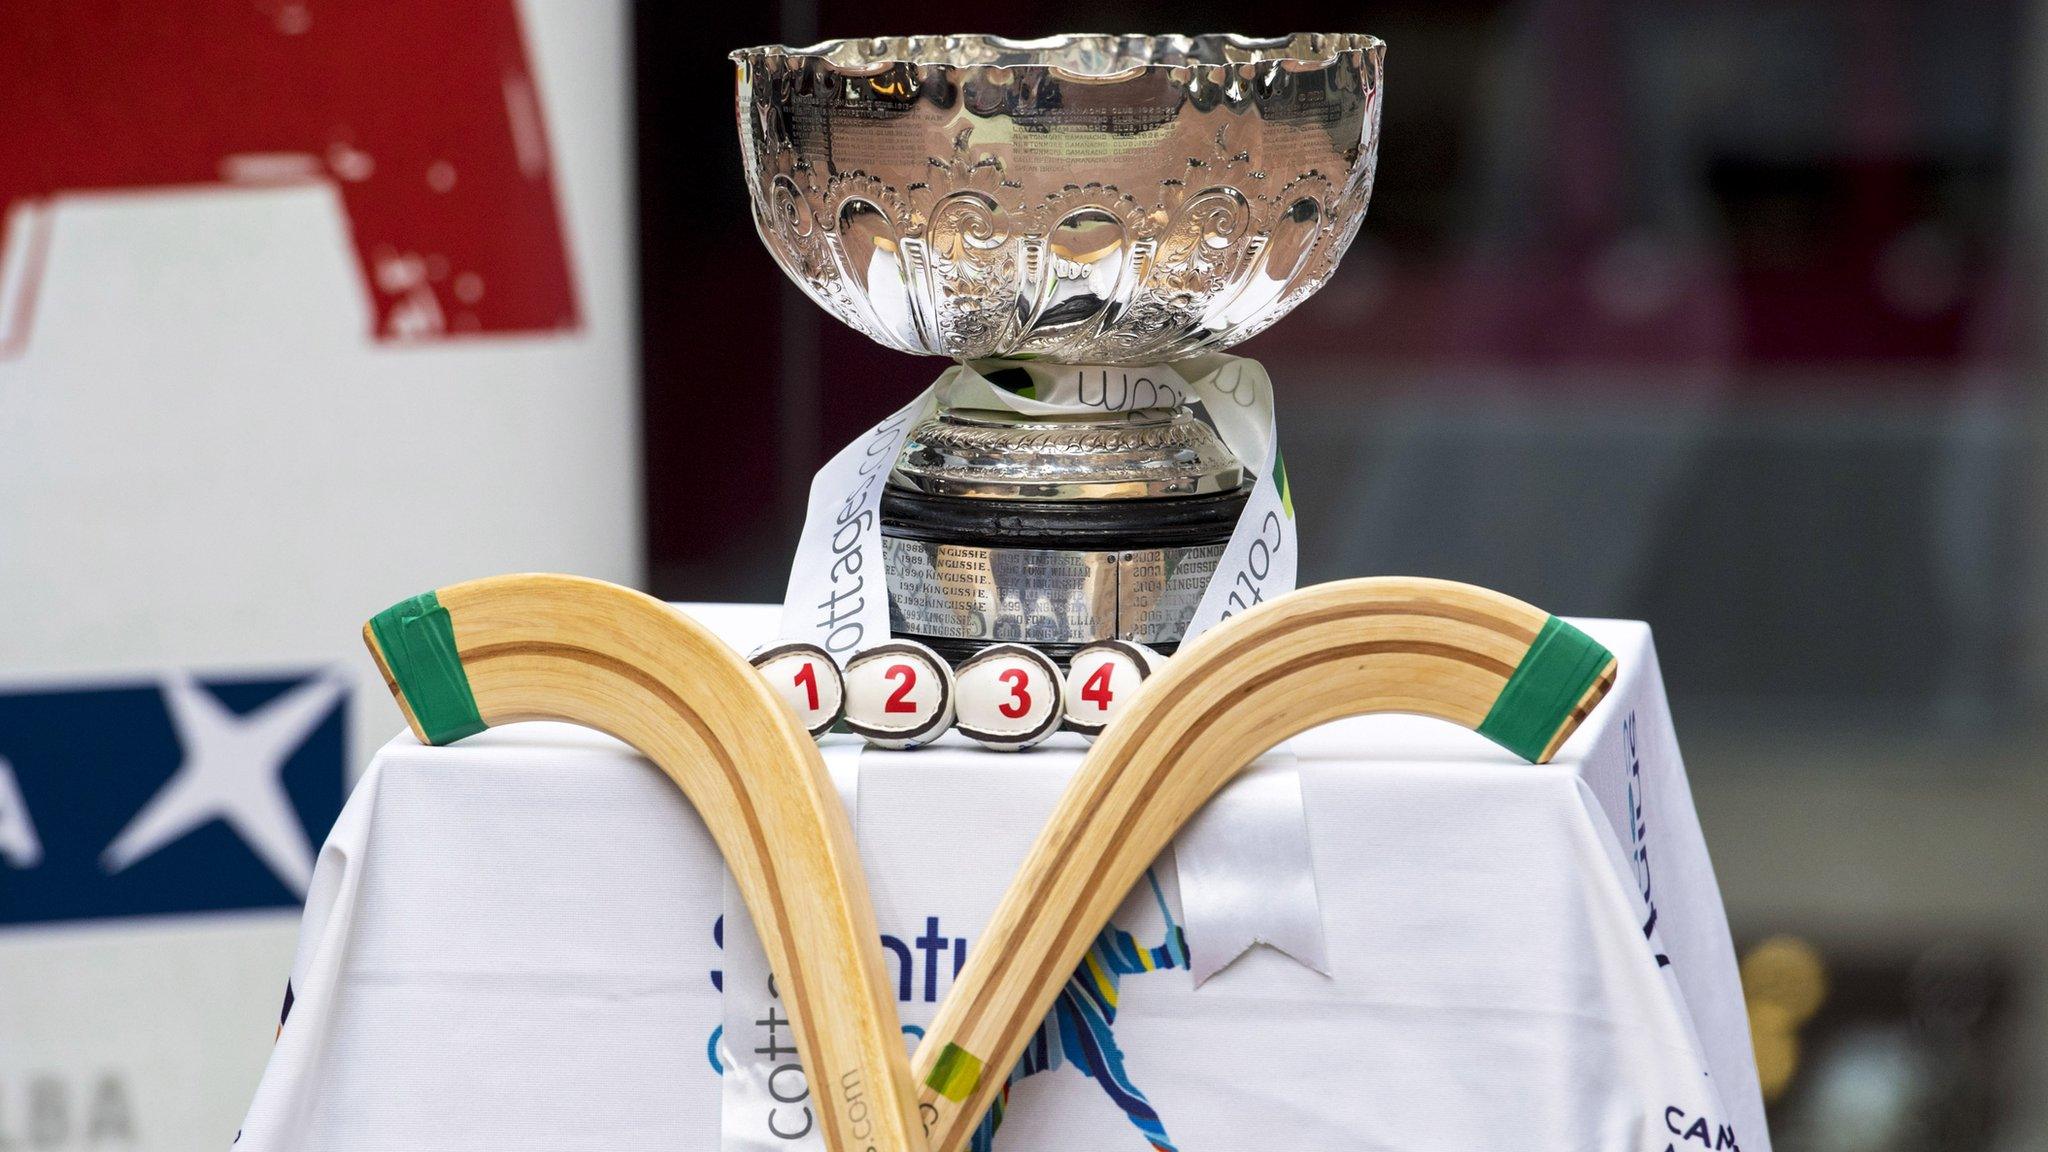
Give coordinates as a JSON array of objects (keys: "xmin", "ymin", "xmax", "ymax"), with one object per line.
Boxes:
[{"xmin": 1172, "ymin": 752, "xmax": 1331, "ymax": 986}]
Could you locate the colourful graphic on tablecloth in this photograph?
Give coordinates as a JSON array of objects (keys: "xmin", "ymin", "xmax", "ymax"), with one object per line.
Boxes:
[
  {"xmin": 706, "ymin": 871, "xmax": 1184, "ymax": 1152},
  {"xmin": 971, "ymin": 870, "xmax": 1185, "ymax": 1152}
]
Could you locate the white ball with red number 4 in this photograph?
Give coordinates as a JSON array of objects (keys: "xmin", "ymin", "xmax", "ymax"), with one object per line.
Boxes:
[
  {"xmin": 954, "ymin": 644, "xmax": 1065, "ymax": 752},
  {"xmin": 1062, "ymin": 640, "xmax": 1162, "ymax": 738},
  {"xmin": 748, "ymin": 642, "xmax": 844, "ymax": 739},
  {"xmin": 843, "ymin": 641, "xmax": 955, "ymax": 750}
]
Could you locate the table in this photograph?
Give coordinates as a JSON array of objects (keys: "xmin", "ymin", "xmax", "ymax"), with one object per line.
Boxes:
[{"xmin": 235, "ymin": 605, "xmax": 1768, "ymax": 1152}]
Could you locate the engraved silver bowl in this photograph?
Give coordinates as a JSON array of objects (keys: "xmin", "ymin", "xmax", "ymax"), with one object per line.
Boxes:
[{"xmin": 732, "ymin": 33, "xmax": 1384, "ymax": 366}]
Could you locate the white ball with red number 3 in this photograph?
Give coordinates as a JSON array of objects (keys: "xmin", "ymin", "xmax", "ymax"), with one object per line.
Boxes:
[
  {"xmin": 954, "ymin": 644, "xmax": 1065, "ymax": 752},
  {"xmin": 1062, "ymin": 640, "xmax": 1162, "ymax": 738},
  {"xmin": 748, "ymin": 642, "xmax": 844, "ymax": 739},
  {"xmin": 843, "ymin": 641, "xmax": 955, "ymax": 750}
]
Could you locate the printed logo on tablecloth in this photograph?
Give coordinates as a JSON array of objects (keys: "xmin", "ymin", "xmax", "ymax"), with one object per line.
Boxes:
[
  {"xmin": 0, "ymin": 669, "xmax": 347, "ymax": 925},
  {"xmin": 0, "ymin": 0, "xmax": 579, "ymax": 356},
  {"xmin": 1623, "ymin": 710, "xmax": 1672, "ymax": 968},
  {"xmin": 1659, "ymin": 1104, "xmax": 1744, "ymax": 1151},
  {"xmin": 706, "ymin": 871, "xmax": 1188, "ymax": 1152}
]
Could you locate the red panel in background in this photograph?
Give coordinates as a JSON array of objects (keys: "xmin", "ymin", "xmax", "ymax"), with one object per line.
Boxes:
[{"xmin": 0, "ymin": 0, "xmax": 579, "ymax": 353}]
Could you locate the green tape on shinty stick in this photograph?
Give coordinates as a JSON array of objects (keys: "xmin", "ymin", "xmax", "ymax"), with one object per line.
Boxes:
[
  {"xmin": 369, "ymin": 590, "xmax": 486, "ymax": 745},
  {"xmin": 1476, "ymin": 615, "xmax": 1612, "ymax": 762},
  {"xmin": 924, "ymin": 1042, "xmax": 984, "ymax": 1103}
]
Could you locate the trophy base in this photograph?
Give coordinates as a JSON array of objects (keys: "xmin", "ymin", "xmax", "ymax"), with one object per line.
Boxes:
[{"xmin": 880, "ymin": 485, "xmax": 1249, "ymax": 666}]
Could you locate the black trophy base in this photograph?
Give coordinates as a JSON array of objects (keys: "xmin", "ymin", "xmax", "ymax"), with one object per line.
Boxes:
[{"xmin": 879, "ymin": 485, "xmax": 1250, "ymax": 667}]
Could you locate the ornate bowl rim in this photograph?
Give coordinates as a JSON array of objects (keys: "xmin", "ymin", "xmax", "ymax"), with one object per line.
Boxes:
[{"xmin": 729, "ymin": 33, "xmax": 1382, "ymax": 82}]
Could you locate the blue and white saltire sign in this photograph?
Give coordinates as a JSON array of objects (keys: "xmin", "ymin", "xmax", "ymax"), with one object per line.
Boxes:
[{"xmin": 0, "ymin": 668, "xmax": 348, "ymax": 925}]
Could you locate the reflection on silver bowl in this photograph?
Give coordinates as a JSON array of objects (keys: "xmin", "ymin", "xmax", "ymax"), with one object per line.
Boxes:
[{"xmin": 733, "ymin": 33, "xmax": 1384, "ymax": 365}]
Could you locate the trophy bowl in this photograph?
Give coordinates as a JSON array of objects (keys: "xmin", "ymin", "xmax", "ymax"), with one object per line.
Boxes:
[
  {"xmin": 732, "ymin": 33, "xmax": 1384, "ymax": 366},
  {"xmin": 733, "ymin": 33, "xmax": 1384, "ymax": 664}
]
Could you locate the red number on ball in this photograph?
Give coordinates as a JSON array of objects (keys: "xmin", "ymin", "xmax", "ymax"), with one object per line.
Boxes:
[
  {"xmin": 794, "ymin": 661, "xmax": 820, "ymax": 711},
  {"xmin": 1081, "ymin": 662, "xmax": 1115, "ymax": 710},
  {"xmin": 998, "ymin": 667, "xmax": 1031, "ymax": 719},
  {"xmin": 884, "ymin": 663, "xmax": 918, "ymax": 713}
]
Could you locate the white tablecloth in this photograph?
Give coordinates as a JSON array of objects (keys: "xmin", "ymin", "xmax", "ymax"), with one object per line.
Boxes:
[{"xmin": 236, "ymin": 606, "xmax": 1768, "ymax": 1152}]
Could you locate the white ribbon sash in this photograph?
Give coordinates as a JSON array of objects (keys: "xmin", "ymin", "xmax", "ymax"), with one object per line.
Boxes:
[{"xmin": 775, "ymin": 354, "xmax": 1296, "ymax": 653}]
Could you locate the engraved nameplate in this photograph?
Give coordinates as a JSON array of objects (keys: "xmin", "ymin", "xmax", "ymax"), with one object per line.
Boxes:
[{"xmin": 884, "ymin": 538, "xmax": 1223, "ymax": 646}]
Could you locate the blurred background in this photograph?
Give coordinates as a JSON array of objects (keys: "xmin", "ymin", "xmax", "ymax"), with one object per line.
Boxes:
[
  {"xmin": 656, "ymin": 1, "xmax": 2045, "ymax": 1147},
  {"xmin": 3, "ymin": 0, "xmax": 2042, "ymax": 1148}
]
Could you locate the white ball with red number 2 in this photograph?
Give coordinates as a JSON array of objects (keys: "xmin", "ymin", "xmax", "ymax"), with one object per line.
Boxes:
[
  {"xmin": 1062, "ymin": 640, "xmax": 1163, "ymax": 738},
  {"xmin": 954, "ymin": 644, "xmax": 1065, "ymax": 752},
  {"xmin": 843, "ymin": 641, "xmax": 955, "ymax": 750},
  {"xmin": 748, "ymin": 642, "xmax": 844, "ymax": 739}
]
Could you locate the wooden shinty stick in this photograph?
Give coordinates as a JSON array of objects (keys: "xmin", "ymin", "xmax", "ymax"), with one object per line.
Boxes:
[
  {"xmin": 363, "ymin": 573, "xmax": 923, "ymax": 1152},
  {"xmin": 907, "ymin": 576, "xmax": 1616, "ymax": 1152}
]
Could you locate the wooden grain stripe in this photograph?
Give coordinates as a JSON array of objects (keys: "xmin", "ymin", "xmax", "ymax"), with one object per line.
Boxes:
[
  {"xmin": 942, "ymin": 599, "xmax": 1538, "ymax": 1112},
  {"xmin": 1045, "ymin": 602, "xmax": 1522, "ymax": 900},
  {"xmin": 1572, "ymin": 666, "xmax": 1617, "ymax": 725},
  {"xmin": 968, "ymin": 637, "xmax": 1515, "ymax": 1091},
  {"xmin": 465, "ymin": 640, "xmax": 838, "ymax": 1143},
  {"xmin": 1538, "ymin": 662, "xmax": 1618, "ymax": 762},
  {"xmin": 1021, "ymin": 600, "xmax": 1524, "ymax": 900}
]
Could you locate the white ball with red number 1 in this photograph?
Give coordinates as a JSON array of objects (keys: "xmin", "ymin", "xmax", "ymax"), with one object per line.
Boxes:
[
  {"xmin": 954, "ymin": 643, "xmax": 1065, "ymax": 752},
  {"xmin": 748, "ymin": 642, "xmax": 844, "ymax": 739},
  {"xmin": 843, "ymin": 641, "xmax": 956, "ymax": 750},
  {"xmin": 1062, "ymin": 640, "xmax": 1163, "ymax": 738}
]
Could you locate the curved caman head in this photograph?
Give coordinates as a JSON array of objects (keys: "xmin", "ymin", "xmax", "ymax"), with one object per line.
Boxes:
[
  {"xmin": 910, "ymin": 576, "xmax": 1616, "ymax": 1152},
  {"xmin": 362, "ymin": 574, "xmax": 923, "ymax": 1152}
]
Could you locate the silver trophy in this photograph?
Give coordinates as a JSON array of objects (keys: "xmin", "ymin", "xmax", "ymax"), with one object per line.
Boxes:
[{"xmin": 734, "ymin": 33, "xmax": 1384, "ymax": 662}]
